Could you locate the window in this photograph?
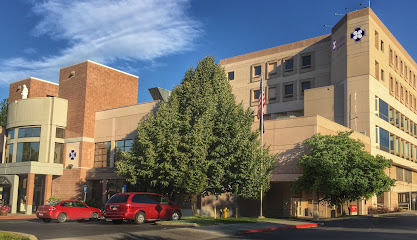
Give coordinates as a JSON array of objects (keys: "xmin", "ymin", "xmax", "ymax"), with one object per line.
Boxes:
[
  {"xmin": 5, "ymin": 144, "xmax": 13, "ymax": 163},
  {"xmin": 405, "ymin": 118, "xmax": 409, "ymax": 131},
  {"xmin": 381, "ymin": 40, "xmax": 384, "ymax": 52},
  {"xmin": 7, "ymin": 129, "xmax": 14, "ymax": 140},
  {"xmin": 54, "ymin": 143, "xmax": 64, "ymax": 164},
  {"xmin": 395, "ymin": 54, "xmax": 398, "ymax": 69},
  {"xmin": 94, "ymin": 142, "xmax": 111, "ymax": 168},
  {"xmin": 374, "ymin": 31, "xmax": 379, "ymax": 49},
  {"xmin": 395, "ymin": 81, "xmax": 398, "ymax": 96},
  {"xmin": 395, "ymin": 137, "xmax": 399, "ymax": 153},
  {"xmin": 389, "ymin": 48, "xmax": 393, "ymax": 64},
  {"xmin": 228, "ymin": 71, "xmax": 234, "ymax": 80},
  {"xmin": 389, "ymin": 108, "xmax": 394, "ymax": 123},
  {"xmin": 254, "ymin": 66, "xmax": 261, "ymax": 77},
  {"xmin": 405, "ymin": 142, "xmax": 409, "ymax": 157},
  {"xmin": 401, "ymin": 140, "xmax": 404, "ymax": 155},
  {"xmin": 18, "ymin": 127, "xmax": 41, "ymax": 138},
  {"xmin": 284, "ymin": 84, "xmax": 293, "ymax": 97},
  {"xmin": 406, "ymin": 90, "xmax": 409, "ymax": 105},
  {"xmin": 389, "ymin": 76, "xmax": 394, "ymax": 93},
  {"xmin": 400, "ymin": 86, "xmax": 404, "ymax": 100},
  {"xmin": 301, "ymin": 81, "xmax": 311, "ymax": 95},
  {"xmin": 268, "ymin": 87, "xmax": 276, "ymax": 100},
  {"xmin": 405, "ymin": 65, "xmax": 408, "ymax": 79},
  {"xmin": 396, "ymin": 167, "xmax": 403, "ymax": 181},
  {"xmin": 395, "ymin": 111, "xmax": 399, "ymax": 126},
  {"xmin": 390, "ymin": 135, "xmax": 394, "ymax": 151},
  {"xmin": 267, "ymin": 61, "xmax": 278, "ymax": 78},
  {"xmin": 404, "ymin": 169, "xmax": 412, "ymax": 183},
  {"xmin": 375, "ymin": 61, "xmax": 379, "ymax": 80},
  {"xmin": 301, "ymin": 55, "xmax": 311, "ymax": 68},
  {"xmin": 379, "ymin": 127, "xmax": 389, "ymax": 152},
  {"xmin": 56, "ymin": 128, "xmax": 65, "ymax": 138},
  {"xmin": 107, "ymin": 194, "xmax": 129, "ymax": 204},
  {"xmin": 16, "ymin": 142, "xmax": 40, "ymax": 162},
  {"xmin": 132, "ymin": 194, "xmax": 158, "ymax": 204},
  {"xmin": 378, "ymin": 98, "xmax": 388, "ymax": 122},
  {"xmin": 115, "ymin": 139, "xmax": 133, "ymax": 161},
  {"xmin": 285, "ymin": 59, "xmax": 294, "ymax": 72},
  {"xmin": 252, "ymin": 89, "xmax": 260, "ymax": 101},
  {"xmin": 381, "ymin": 69, "xmax": 384, "ymax": 81},
  {"xmin": 400, "ymin": 60, "xmax": 403, "ymax": 75}
]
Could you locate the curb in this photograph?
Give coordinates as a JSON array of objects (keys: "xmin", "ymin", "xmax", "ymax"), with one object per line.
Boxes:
[
  {"xmin": 240, "ymin": 223, "xmax": 320, "ymax": 234},
  {"xmin": 154, "ymin": 221, "xmax": 200, "ymax": 227}
]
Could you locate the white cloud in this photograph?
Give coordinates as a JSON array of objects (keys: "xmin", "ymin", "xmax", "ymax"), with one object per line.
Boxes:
[{"xmin": 0, "ymin": 0, "xmax": 201, "ymax": 84}]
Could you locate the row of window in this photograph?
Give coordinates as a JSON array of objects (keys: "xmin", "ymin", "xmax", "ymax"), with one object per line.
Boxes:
[
  {"xmin": 377, "ymin": 126, "xmax": 417, "ymax": 163},
  {"xmin": 94, "ymin": 139, "xmax": 133, "ymax": 168},
  {"xmin": 252, "ymin": 80, "xmax": 312, "ymax": 103},
  {"xmin": 227, "ymin": 53, "xmax": 313, "ymax": 81},
  {"xmin": 4, "ymin": 142, "xmax": 64, "ymax": 164},
  {"xmin": 389, "ymin": 74, "xmax": 417, "ymax": 113},
  {"xmin": 388, "ymin": 45, "xmax": 416, "ymax": 89},
  {"xmin": 7, "ymin": 127, "xmax": 65, "ymax": 140},
  {"xmin": 376, "ymin": 97, "xmax": 417, "ymax": 140}
]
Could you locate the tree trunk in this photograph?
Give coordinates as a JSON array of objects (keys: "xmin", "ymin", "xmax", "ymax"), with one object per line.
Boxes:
[{"xmin": 190, "ymin": 194, "xmax": 198, "ymax": 216}]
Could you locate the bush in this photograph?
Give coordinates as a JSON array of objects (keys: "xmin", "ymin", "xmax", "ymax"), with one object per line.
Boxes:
[
  {"xmin": 85, "ymin": 198, "xmax": 103, "ymax": 209},
  {"xmin": 368, "ymin": 206, "xmax": 390, "ymax": 214},
  {"xmin": 47, "ymin": 195, "xmax": 63, "ymax": 203},
  {"xmin": 368, "ymin": 207, "xmax": 378, "ymax": 214},
  {"xmin": 393, "ymin": 206, "xmax": 402, "ymax": 212}
]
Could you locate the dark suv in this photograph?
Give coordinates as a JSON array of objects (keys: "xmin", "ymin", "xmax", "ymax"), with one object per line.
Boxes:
[{"xmin": 104, "ymin": 192, "xmax": 182, "ymax": 224}]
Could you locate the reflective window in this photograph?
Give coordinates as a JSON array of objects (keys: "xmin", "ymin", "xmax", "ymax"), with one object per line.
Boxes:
[
  {"xmin": 5, "ymin": 144, "xmax": 13, "ymax": 163},
  {"xmin": 16, "ymin": 142, "xmax": 40, "ymax": 162},
  {"xmin": 254, "ymin": 66, "xmax": 261, "ymax": 76},
  {"xmin": 379, "ymin": 128, "xmax": 389, "ymax": 153},
  {"xmin": 301, "ymin": 55, "xmax": 311, "ymax": 68},
  {"xmin": 56, "ymin": 128, "xmax": 65, "ymax": 138},
  {"xmin": 18, "ymin": 127, "xmax": 41, "ymax": 138},
  {"xmin": 7, "ymin": 129, "xmax": 14, "ymax": 140},
  {"xmin": 390, "ymin": 136, "xmax": 394, "ymax": 151},
  {"xmin": 228, "ymin": 71, "xmax": 234, "ymax": 80},
  {"xmin": 301, "ymin": 82, "xmax": 311, "ymax": 94},
  {"xmin": 378, "ymin": 99, "xmax": 389, "ymax": 122},
  {"xmin": 116, "ymin": 140, "xmax": 133, "ymax": 153},
  {"xmin": 94, "ymin": 142, "xmax": 111, "ymax": 168},
  {"xmin": 54, "ymin": 143, "xmax": 64, "ymax": 164},
  {"xmin": 285, "ymin": 59, "xmax": 294, "ymax": 72},
  {"xmin": 284, "ymin": 84, "xmax": 293, "ymax": 97}
]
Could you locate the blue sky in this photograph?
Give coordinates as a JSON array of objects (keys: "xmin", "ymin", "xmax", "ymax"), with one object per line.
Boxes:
[{"xmin": 0, "ymin": 0, "xmax": 416, "ymax": 103}]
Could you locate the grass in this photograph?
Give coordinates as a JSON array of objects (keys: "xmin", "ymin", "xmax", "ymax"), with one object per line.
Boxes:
[
  {"xmin": 180, "ymin": 216, "xmax": 258, "ymax": 226},
  {"xmin": 0, "ymin": 231, "xmax": 30, "ymax": 240}
]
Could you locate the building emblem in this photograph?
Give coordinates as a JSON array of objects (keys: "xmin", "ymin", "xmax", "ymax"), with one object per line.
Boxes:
[
  {"xmin": 350, "ymin": 27, "xmax": 365, "ymax": 42},
  {"xmin": 69, "ymin": 150, "xmax": 76, "ymax": 160},
  {"xmin": 332, "ymin": 39, "xmax": 337, "ymax": 51}
]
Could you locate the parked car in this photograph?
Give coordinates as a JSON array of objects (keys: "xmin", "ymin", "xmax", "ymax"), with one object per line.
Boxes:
[
  {"xmin": 36, "ymin": 200, "xmax": 102, "ymax": 223},
  {"xmin": 104, "ymin": 192, "xmax": 182, "ymax": 224}
]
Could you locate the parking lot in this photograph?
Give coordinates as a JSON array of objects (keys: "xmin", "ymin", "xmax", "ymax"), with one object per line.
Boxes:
[{"xmin": 0, "ymin": 218, "xmax": 182, "ymax": 240}]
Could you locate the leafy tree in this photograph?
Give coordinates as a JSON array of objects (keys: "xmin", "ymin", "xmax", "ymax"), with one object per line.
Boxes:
[
  {"xmin": 293, "ymin": 131, "xmax": 395, "ymax": 209},
  {"xmin": 116, "ymin": 56, "xmax": 275, "ymax": 215},
  {"xmin": 0, "ymin": 98, "xmax": 7, "ymax": 127}
]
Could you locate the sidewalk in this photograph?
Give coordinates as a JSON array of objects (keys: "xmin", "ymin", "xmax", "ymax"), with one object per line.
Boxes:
[{"xmin": 0, "ymin": 213, "xmax": 37, "ymax": 220}]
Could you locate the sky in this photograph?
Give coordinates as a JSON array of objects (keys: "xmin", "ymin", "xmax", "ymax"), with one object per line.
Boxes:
[{"xmin": 0, "ymin": 0, "xmax": 416, "ymax": 103}]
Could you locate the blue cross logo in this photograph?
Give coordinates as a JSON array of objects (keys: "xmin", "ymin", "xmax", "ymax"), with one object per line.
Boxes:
[
  {"xmin": 351, "ymin": 27, "xmax": 365, "ymax": 42},
  {"xmin": 69, "ymin": 150, "xmax": 76, "ymax": 160}
]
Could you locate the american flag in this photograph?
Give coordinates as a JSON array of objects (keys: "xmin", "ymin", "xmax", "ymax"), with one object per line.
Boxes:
[{"xmin": 257, "ymin": 75, "xmax": 265, "ymax": 119}]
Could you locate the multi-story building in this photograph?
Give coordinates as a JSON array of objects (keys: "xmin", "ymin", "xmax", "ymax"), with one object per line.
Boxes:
[
  {"xmin": 0, "ymin": 7, "xmax": 416, "ymax": 218},
  {"xmin": 220, "ymin": 7, "xmax": 417, "ymax": 217},
  {"xmin": 0, "ymin": 61, "xmax": 162, "ymax": 214}
]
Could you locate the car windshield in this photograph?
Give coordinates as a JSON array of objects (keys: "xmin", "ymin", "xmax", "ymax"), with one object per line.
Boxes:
[
  {"xmin": 107, "ymin": 194, "xmax": 129, "ymax": 203},
  {"xmin": 47, "ymin": 201, "xmax": 61, "ymax": 206}
]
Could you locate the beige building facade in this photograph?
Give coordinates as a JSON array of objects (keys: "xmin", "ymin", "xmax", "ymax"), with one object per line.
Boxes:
[{"xmin": 220, "ymin": 7, "xmax": 417, "ymax": 217}]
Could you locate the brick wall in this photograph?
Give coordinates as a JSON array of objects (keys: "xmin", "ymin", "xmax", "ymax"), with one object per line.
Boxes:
[
  {"xmin": 8, "ymin": 78, "xmax": 59, "ymax": 103},
  {"xmin": 52, "ymin": 168, "xmax": 88, "ymax": 200}
]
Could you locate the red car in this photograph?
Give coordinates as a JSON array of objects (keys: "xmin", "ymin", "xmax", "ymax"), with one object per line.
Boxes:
[
  {"xmin": 104, "ymin": 192, "xmax": 182, "ymax": 224},
  {"xmin": 36, "ymin": 200, "xmax": 102, "ymax": 223}
]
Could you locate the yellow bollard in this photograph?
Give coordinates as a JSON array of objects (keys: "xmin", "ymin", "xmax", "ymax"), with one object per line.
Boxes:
[
  {"xmin": 214, "ymin": 207, "xmax": 216, "ymax": 219},
  {"xmin": 224, "ymin": 207, "xmax": 228, "ymax": 219}
]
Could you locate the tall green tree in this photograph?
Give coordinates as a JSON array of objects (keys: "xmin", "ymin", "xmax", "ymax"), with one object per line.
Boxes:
[
  {"xmin": 0, "ymin": 98, "xmax": 7, "ymax": 127},
  {"xmin": 116, "ymin": 56, "xmax": 275, "ymax": 215},
  {"xmin": 293, "ymin": 131, "xmax": 395, "ymax": 209}
]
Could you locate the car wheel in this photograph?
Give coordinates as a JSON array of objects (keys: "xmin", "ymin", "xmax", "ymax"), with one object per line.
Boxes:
[
  {"xmin": 112, "ymin": 219, "xmax": 123, "ymax": 224},
  {"xmin": 171, "ymin": 211, "xmax": 180, "ymax": 221},
  {"xmin": 42, "ymin": 218, "xmax": 52, "ymax": 222},
  {"xmin": 134, "ymin": 212, "xmax": 145, "ymax": 224},
  {"xmin": 90, "ymin": 212, "xmax": 99, "ymax": 221},
  {"xmin": 57, "ymin": 213, "xmax": 67, "ymax": 223}
]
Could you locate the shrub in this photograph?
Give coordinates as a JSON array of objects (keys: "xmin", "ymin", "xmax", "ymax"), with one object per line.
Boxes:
[
  {"xmin": 85, "ymin": 198, "xmax": 103, "ymax": 209},
  {"xmin": 378, "ymin": 206, "xmax": 390, "ymax": 213},
  {"xmin": 368, "ymin": 207, "xmax": 378, "ymax": 214},
  {"xmin": 47, "ymin": 195, "xmax": 63, "ymax": 203},
  {"xmin": 393, "ymin": 206, "xmax": 402, "ymax": 212}
]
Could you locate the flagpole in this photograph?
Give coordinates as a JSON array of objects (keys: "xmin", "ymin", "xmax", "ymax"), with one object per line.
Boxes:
[{"xmin": 260, "ymin": 73, "xmax": 264, "ymax": 218}]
